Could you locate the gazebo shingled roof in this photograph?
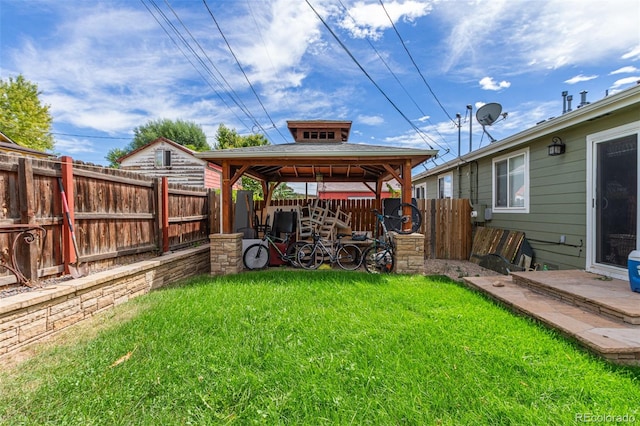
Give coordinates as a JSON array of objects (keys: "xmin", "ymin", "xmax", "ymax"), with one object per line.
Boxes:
[{"xmin": 196, "ymin": 120, "xmax": 438, "ymax": 233}]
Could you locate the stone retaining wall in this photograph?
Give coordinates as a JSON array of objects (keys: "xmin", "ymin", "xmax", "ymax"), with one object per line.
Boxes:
[
  {"xmin": 0, "ymin": 245, "xmax": 210, "ymax": 358},
  {"xmin": 210, "ymin": 233, "xmax": 243, "ymax": 275},
  {"xmin": 394, "ymin": 233, "xmax": 425, "ymax": 275}
]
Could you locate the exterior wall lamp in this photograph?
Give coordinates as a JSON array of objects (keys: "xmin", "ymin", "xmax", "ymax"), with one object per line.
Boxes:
[{"xmin": 548, "ymin": 136, "xmax": 566, "ymax": 156}]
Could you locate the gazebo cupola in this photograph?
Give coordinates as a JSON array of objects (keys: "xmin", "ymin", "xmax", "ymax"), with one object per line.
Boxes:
[{"xmin": 287, "ymin": 120, "xmax": 352, "ymax": 143}]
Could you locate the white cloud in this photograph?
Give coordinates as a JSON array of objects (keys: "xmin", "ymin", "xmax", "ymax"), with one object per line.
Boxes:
[
  {"xmin": 564, "ymin": 74, "xmax": 598, "ymax": 84},
  {"xmin": 235, "ymin": 0, "xmax": 321, "ymax": 86},
  {"xmin": 7, "ymin": 3, "xmax": 250, "ymax": 142},
  {"xmin": 339, "ymin": 0, "xmax": 432, "ymax": 39},
  {"xmin": 54, "ymin": 137, "xmax": 98, "ymax": 155},
  {"xmin": 610, "ymin": 66, "xmax": 639, "ymax": 75},
  {"xmin": 357, "ymin": 114, "xmax": 384, "ymax": 125},
  {"xmin": 622, "ymin": 45, "xmax": 640, "ymax": 60},
  {"xmin": 439, "ymin": 0, "xmax": 639, "ymax": 73},
  {"xmin": 611, "ymin": 76, "xmax": 640, "ymax": 89},
  {"xmin": 479, "ymin": 77, "xmax": 510, "ymax": 91}
]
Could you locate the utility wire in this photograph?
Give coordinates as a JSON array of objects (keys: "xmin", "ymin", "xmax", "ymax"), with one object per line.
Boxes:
[
  {"xmin": 246, "ymin": 0, "xmax": 296, "ymax": 113},
  {"xmin": 379, "ymin": 0, "xmax": 457, "ymax": 125},
  {"xmin": 52, "ymin": 133, "xmax": 131, "ymax": 140},
  {"xmin": 141, "ymin": 0, "xmax": 253, "ymax": 133},
  {"xmin": 202, "ymin": 0, "xmax": 289, "ymax": 143},
  {"xmin": 305, "ymin": 0, "xmax": 437, "ymax": 150},
  {"xmin": 337, "ymin": 0, "xmax": 448, "ymax": 150},
  {"xmin": 162, "ymin": 0, "xmax": 259, "ymax": 131}
]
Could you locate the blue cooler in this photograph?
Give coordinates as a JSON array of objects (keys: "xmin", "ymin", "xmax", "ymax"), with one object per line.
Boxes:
[{"xmin": 628, "ymin": 250, "xmax": 640, "ymax": 293}]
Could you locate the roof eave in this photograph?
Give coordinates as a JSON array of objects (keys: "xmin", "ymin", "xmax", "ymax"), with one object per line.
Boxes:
[{"xmin": 414, "ymin": 84, "xmax": 640, "ymax": 179}]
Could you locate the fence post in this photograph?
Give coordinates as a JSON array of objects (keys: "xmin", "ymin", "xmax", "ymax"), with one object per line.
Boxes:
[
  {"xmin": 17, "ymin": 158, "xmax": 38, "ymax": 280},
  {"xmin": 207, "ymin": 189, "xmax": 218, "ymax": 234},
  {"xmin": 153, "ymin": 178, "xmax": 162, "ymax": 253},
  {"xmin": 60, "ymin": 156, "xmax": 76, "ymax": 274},
  {"xmin": 162, "ymin": 177, "xmax": 169, "ymax": 253}
]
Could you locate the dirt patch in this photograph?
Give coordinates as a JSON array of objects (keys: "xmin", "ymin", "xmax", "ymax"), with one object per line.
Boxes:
[{"xmin": 423, "ymin": 259, "xmax": 502, "ymax": 282}]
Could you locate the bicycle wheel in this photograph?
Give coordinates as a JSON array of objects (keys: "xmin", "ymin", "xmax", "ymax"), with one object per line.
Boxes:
[
  {"xmin": 243, "ymin": 243, "xmax": 270, "ymax": 270},
  {"xmin": 285, "ymin": 241, "xmax": 307, "ymax": 268},
  {"xmin": 386, "ymin": 203, "xmax": 422, "ymax": 234},
  {"xmin": 336, "ymin": 244, "xmax": 362, "ymax": 270},
  {"xmin": 363, "ymin": 244, "xmax": 394, "ymax": 274},
  {"xmin": 298, "ymin": 243, "xmax": 322, "ymax": 270}
]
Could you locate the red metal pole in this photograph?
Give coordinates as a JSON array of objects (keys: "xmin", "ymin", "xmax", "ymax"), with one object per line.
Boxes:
[{"xmin": 60, "ymin": 156, "xmax": 75, "ymax": 273}]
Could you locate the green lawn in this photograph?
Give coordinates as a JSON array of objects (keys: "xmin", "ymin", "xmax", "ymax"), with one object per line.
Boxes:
[{"xmin": 1, "ymin": 270, "xmax": 639, "ymax": 425}]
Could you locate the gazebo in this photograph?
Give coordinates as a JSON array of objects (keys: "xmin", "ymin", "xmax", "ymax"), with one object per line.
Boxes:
[{"xmin": 197, "ymin": 120, "xmax": 437, "ymax": 275}]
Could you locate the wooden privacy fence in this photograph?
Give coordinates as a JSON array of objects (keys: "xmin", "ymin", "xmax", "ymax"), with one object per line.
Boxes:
[
  {"xmin": 256, "ymin": 198, "xmax": 472, "ymax": 260},
  {"xmin": 0, "ymin": 154, "xmax": 217, "ymax": 285}
]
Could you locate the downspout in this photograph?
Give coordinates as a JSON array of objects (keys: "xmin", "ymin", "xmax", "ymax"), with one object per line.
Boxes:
[
  {"xmin": 467, "ymin": 104, "xmax": 473, "ymax": 153},
  {"xmin": 457, "ymin": 166, "xmax": 462, "ymax": 199},
  {"xmin": 457, "ymin": 113, "xmax": 462, "ymax": 199}
]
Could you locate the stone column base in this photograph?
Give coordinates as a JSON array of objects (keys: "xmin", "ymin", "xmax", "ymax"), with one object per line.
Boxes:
[
  {"xmin": 393, "ymin": 233, "xmax": 425, "ymax": 275},
  {"xmin": 210, "ymin": 233, "xmax": 243, "ymax": 275}
]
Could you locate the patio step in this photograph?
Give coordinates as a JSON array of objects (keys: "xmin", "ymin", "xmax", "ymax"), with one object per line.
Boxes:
[
  {"xmin": 463, "ymin": 273, "xmax": 640, "ymax": 366},
  {"xmin": 509, "ymin": 270, "xmax": 640, "ymax": 325}
]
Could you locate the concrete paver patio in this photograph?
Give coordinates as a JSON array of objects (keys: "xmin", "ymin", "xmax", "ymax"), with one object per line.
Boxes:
[{"xmin": 464, "ymin": 270, "xmax": 640, "ymax": 365}]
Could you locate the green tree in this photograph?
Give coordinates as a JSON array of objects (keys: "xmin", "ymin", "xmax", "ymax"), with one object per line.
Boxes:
[
  {"xmin": 107, "ymin": 118, "xmax": 209, "ymax": 167},
  {"xmin": 214, "ymin": 124, "xmax": 295, "ymax": 200},
  {"xmin": 214, "ymin": 124, "xmax": 269, "ymax": 149},
  {"xmin": 0, "ymin": 75, "xmax": 54, "ymax": 151}
]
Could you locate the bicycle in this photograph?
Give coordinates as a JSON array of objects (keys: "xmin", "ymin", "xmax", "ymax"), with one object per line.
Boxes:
[
  {"xmin": 382, "ymin": 202, "xmax": 422, "ymax": 234},
  {"xmin": 361, "ymin": 203, "xmax": 423, "ymax": 274},
  {"xmin": 243, "ymin": 230, "xmax": 307, "ymax": 270},
  {"xmin": 297, "ymin": 231, "xmax": 362, "ymax": 270},
  {"xmin": 361, "ymin": 209, "xmax": 396, "ymax": 274}
]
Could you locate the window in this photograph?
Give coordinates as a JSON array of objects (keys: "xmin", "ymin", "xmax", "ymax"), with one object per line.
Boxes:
[
  {"xmin": 301, "ymin": 131, "xmax": 336, "ymax": 141},
  {"xmin": 437, "ymin": 173, "xmax": 452, "ymax": 198},
  {"xmin": 155, "ymin": 149, "xmax": 172, "ymax": 168},
  {"xmin": 413, "ymin": 184, "xmax": 427, "ymax": 199},
  {"xmin": 492, "ymin": 148, "xmax": 529, "ymax": 212}
]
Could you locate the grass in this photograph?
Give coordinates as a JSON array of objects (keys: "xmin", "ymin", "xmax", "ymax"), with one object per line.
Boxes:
[{"xmin": 1, "ymin": 270, "xmax": 639, "ymax": 425}]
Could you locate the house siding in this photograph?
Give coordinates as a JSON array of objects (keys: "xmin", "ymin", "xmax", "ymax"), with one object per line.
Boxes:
[
  {"xmin": 414, "ymin": 91, "xmax": 639, "ymax": 272},
  {"xmin": 119, "ymin": 140, "xmax": 206, "ymax": 188},
  {"xmin": 204, "ymin": 165, "xmax": 222, "ymax": 189}
]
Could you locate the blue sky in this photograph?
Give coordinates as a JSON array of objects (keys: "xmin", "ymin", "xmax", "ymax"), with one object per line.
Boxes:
[{"xmin": 1, "ymin": 0, "xmax": 639, "ymax": 171}]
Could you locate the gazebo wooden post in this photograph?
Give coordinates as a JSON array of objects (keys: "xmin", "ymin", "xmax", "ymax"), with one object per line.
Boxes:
[
  {"xmin": 261, "ymin": 181, "xmax": 271, "ymax": 224},
  {"xmin": 221, "ymin": 160, "xmax": 233, "ymax": 234},
  {"xmin": 401, "ymin": 159, "xmax": 413, "ymax": 233},
  {"xmin": 394, "ymin": 159, "xmax": 425, "ymax": 275},
  {"xmin": 210, "ymin": 160, "xmax": 244, "ymax": 276}
]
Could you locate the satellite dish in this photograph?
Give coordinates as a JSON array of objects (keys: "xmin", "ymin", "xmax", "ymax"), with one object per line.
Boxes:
[
  {"xmin": 476, "ymin": 102, "xmax": 503, "ymax": 142},
  {"xmin": 476, "ymin": 103, "xmax": 502, "ymax": 126}
]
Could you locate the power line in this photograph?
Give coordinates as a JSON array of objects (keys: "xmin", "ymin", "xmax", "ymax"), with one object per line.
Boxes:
[
  {"xmin": 52, "ymin": 133, "xmax": 131, "ymax": 140},
  {"xmin": 337, "ymin": 0, "xmax": 448, "ymax": 149},
  {"xmin": 202, "ymin": 0, "xmax": 289, "ymax": 143},
  {"xmin": 306, "ymin": 0, "xmax": 441, "ymax": 151},
  {"xmin": 245, "ymin": 0, "xmax": 296, "ymax": 113},
  {"xmin": 379, "ymin": 0, "xmax": 457, "ymax": 125},
  {"xmin": 140, "ymin": 0, "xmax": 254, "ymax": 132},
  {"xmin": 161, "ymin": 0, "xmax": 259, "ymax": 131}
]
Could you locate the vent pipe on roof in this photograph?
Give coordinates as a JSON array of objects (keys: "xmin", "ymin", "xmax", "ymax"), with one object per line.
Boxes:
[
  {"xmin": 562, "ymin": 91, "xmax": 568, "ymax": 114},
  {"xmin": 578, "ymin": 90, "xmax": 589, "ymax": 108},
  {"xmin": 566, "ymin": 95, "xmax": 573, "ymax": 112}
]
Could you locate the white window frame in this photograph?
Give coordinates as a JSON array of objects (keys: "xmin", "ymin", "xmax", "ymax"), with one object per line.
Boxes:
[
  {"xmin": 492, "ymin": 147, "xmax": 529, "ymax": 213},
  {"xmin": 155, "ymin": 149, "xmax": 172, "ymax": 168},
  {"xmin": 585, "ymin": 121, "xmax": 640, "ymax": 280},
  {"xmin": 437, "ymin": 173, "xmax": 452, "ymax": 199},
  {"xmin": 413, "ymin": 183, "xmax": 427, "ymax": 199}
]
